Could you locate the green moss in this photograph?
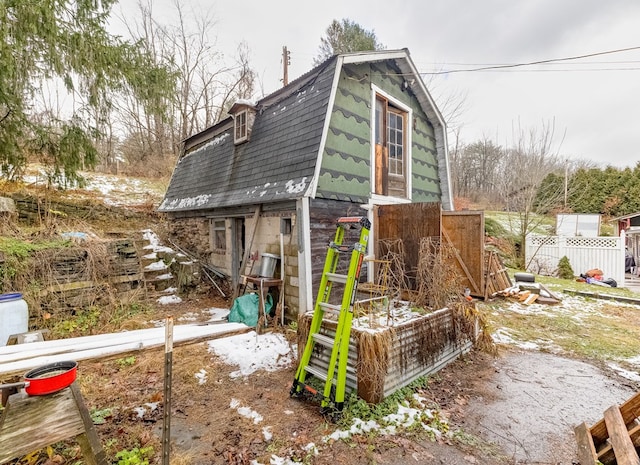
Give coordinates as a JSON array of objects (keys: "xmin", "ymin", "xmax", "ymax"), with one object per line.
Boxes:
[{"xmin": 0, "ymin": 237, "xmax": 71, "ymax": 258}]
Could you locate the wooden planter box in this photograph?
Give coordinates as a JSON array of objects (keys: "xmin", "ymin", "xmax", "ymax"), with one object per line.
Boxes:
[{"xmin": 300, "ymin": 306, "xmax": 477, "ymax": 403}]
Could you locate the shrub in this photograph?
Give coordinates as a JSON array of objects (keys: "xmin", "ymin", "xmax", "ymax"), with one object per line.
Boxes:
[{"xmin": 557, "ymin": 256, "xmax": 574, "ymax": 280}]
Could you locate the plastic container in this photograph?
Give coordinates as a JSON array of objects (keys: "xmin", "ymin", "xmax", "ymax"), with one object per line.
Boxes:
[
  {"xmin": 0, "ymin": 292, "xmax": 29, "ymax": 346},
  {"xmin": 258, "ymin": 253, "xmax": 280, "ymax": 278}
]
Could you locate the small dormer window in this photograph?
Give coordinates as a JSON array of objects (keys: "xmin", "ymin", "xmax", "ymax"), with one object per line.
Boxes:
[
  {"xmin": 234, "ymin": 109, "xmax": 248, "ymax": 143},
  {"xmin": 229, "ymin": 100, "xmax": 256, "ymax": 145}
]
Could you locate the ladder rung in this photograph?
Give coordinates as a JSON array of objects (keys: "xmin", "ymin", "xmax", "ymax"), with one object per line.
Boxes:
[
  {"xmin": 326, "ymin": 272, "xmax": 348, "ymax": 283},
  {"xmin": 329, "ymin": 243, "xmax": 354, "ymax": 253},
  {"xmin": 304, "ymin": 364, "xmax": 329, "ymax": 381},
  {"xmin": 319, "ymin": 302, "xmax": 342, "ymax": 314},
  {"xmin": 312, "ymin": 333, "xmax": 335, "ymax": 347},
  {"xmin": 337, "ymin": 216, "xmax": 365, "ymax": 224}
]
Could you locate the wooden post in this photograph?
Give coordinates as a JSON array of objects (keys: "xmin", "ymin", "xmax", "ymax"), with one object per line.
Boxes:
[
  {"xmin": 282, "ymin": 46, "xmax": 289, "ymax": 86},
  {"xmin": 604, "ymin": 405, "xmax": 640, "ymax": 465},
  {"xmin": 574, "ymin": 422, "xmax": 598, "ymax": 465},
  {"xmin": 162, "ymin": 316, "xmax": 173, "ymax": 465},
  {"xmin": 232, "ymin": 206, "xmax": 261, "ymax": 301}
]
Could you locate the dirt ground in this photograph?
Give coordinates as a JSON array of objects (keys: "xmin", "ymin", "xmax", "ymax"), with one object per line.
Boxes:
[{"xmin": 38, "ymin": 295, "xmax": 640, "ymax": 465}]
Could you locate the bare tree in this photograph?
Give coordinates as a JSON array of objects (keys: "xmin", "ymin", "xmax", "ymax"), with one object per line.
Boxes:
[
  {"xmin": 493, "ymin": 120, "xmax": 568, "ymax": 265},
  {"xmin": 114, "ymin": 0, "xmax": 176, "ymax": 176},
  {"xmin": 114, "ymin": 0, "xmax": 257, "ymax": 177},
  {"xmin": 450, "ymin": 136, "xmax": 504, "ymax": 206}
]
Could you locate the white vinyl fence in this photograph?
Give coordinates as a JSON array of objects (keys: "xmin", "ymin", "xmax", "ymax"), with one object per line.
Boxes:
[{"xmin": 525, "ymin": 233, "xmax": 625, "ymax": 286}]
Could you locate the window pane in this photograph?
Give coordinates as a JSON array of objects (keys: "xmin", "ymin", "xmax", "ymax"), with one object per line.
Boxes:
[
  {"xmin": 213, "ymin": 220, "xmax": 226, "ymax": 250},
  {"xmin": 387, "ymin": 111, "xmax": 404, "ymax": 175},
  {"xmin": 375, "ymin": 99, "xmax": 384, "ymax": 144},
  {"xmin": 235, "ymin": 111, "xmax": 247, "ymax": 140}
]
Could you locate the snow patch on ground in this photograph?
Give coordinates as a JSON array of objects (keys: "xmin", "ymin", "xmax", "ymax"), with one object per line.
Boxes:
[
  {"xmin": 230, "ymin": 398, "xmax": 263, "ymax": 424},
  {"xmin": 208, "ymin": 331, "xmax": 294, "ymax": 378},
  {"xmin": 157, "ymin": 295, "xmax": 182, "ymax": 305}
]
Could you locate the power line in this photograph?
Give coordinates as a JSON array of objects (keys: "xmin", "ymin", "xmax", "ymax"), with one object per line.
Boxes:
[
  {"xmin": 428, "ymin": 60, "xmax": 640, "ymax": 66},
  {"xmin": 436, "ymin": 67, "xmax": 640, "ymax": 73},
  {"xmin": 421, "ymin": 45, "xmax": 640, "ymax": 75}
]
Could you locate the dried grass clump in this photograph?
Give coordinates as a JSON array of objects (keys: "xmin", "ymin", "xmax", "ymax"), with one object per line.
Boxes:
[
  {"xmin": 377, "ymin": 238, "xmax": 410, "ymax": 299},
  {"xmin": 450, "ymin": 300, "xmax": 497, "ymax": 355},
  {"xmin": 353, "ymin": 328, "xmax": 394, "ymax": 401},
  {"xmin": 414, "ymin": 237, "xmax": 465, "ymax": 310},
  {"xmin": 297, "ymin": 313, "xmax": 314, "ymax": 361},
  {"xmin": 0, "ymin": 213, "xmax": 20, "ymax": 236}
]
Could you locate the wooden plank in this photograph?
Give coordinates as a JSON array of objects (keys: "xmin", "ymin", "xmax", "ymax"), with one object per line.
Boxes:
[
  {"xmin": 603, "ymin": 404, "xmax": 640, "ymax": 465},
  {"xmin": 599, "ymin": 421, "xmax": 640, "ymax": 461},
  {"xmin": 108, "ymin": 273, "xmax": 144, "ymax": 284},
  {"xmin": 563, "ymin": 289, "xmax": 640, "ymax": 306},
  {"xmin": 442, "ymin": 210, "xmax": 484, "ymax": 296},
  {"xmin": 574, "ymin": 422, "xmax": 598, "ymax": 465},
  {"xmin": 70, "ymin": 383, "xmax": 108, "ymax": 465},
  {"xmin": 376, "ymin": 202, "xmax": 441, "ymax": 284},
  {"xmin": 441, "ymin": 228, "xmax": 480, "ymax": 294},
  {"xmin": 0, "ymin": 387, "xmax": 84, "ymax": 463},
  {"xmin": 632, "ymin": 419, "xmax": 640, "ymax": 446},
  {"xmin": 590, "ymin": 391, "xmax": 640, "ymax": 443},
  {"xmin": 232, "ymin": 206, "xmax": 262, "ymax": 300}
]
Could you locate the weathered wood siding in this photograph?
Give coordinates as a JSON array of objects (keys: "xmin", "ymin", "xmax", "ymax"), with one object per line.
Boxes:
[
  {"xmin": 316, "ymin": 62, "xmax": 442, "ymax": 203},
  {"xmin": 375, "ymin": 202, "xmax": 441, "ymax": 283},
  {"xmin": 309, "ymin": 198, "xmax": 369, "ymax": 301},
  {"xmin": 442, "ymin": 211, "xmax": 485, "ymax": 296}
]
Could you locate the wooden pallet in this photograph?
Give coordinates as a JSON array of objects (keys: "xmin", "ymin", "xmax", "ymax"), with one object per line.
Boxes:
[
  {"xmin": 484, "ymin": 251, "xmax": 512, "ymax": 300},
  {"xmin": 575, "ymin": 391, "xmax": 640, "ymax": 465}
]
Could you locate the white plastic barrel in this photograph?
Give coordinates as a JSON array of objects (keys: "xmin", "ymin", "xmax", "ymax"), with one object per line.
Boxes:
[{"xmin": 0, "ymin": 292, "xmax": 29, "ymax": 346}]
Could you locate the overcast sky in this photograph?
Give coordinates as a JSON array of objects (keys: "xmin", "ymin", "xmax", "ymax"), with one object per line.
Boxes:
[{"xmin": 116, "ymin": 0, "xmax": 640, "ymax": 168}]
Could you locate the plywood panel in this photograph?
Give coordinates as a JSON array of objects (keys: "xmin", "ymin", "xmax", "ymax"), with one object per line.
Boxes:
[
  {"xmin": 442, "ymin": 211, "xmax": 485, "ymax": 296},
  {"xmin": 375, "ymin": 203, "xmax": 441, "ymax": 280}
]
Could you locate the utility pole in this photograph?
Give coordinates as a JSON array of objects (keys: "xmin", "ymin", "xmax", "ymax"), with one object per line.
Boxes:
[{"xmin": 282, "ymin": 46, "xmax": 290, "ymax": 86}]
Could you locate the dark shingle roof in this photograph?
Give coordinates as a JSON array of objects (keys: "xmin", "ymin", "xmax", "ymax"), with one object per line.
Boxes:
[{"xmin": 159, "ymin": 58, "xmax": 337, "ymax": 212}]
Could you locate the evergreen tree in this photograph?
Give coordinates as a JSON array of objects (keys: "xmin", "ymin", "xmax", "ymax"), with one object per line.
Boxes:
[
  {"xmin": 0, "ymin": 0, "xmax": 175, "ymax": 186},
  {"xmin": 313, "ymin": 19, "xmax": 384, "ymax": 66}
]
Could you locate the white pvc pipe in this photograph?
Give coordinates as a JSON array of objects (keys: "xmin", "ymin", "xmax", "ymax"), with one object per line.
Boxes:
[{"xmin": 0, "ymin": 323, "xmax": 248, "ymax": 375}]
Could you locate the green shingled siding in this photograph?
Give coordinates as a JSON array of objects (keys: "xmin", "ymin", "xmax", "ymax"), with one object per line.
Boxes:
[
  {"xmin": 413, "ymin": 149, "xmax": 439, "ymax": 180},
  {"xmin": 317, "ymin": 171, "xmax": 370, "ymax": 201},
  {"xmin": 413, "ymin": 189, "xmax": 441, "ymax": 203},
  {"xmin": 317, "ymin": 61, "xmax": 442, "ymax": 202},
  {"xmin": 323, "ymin": 149, "xmax": 370, "ymax": 179}
]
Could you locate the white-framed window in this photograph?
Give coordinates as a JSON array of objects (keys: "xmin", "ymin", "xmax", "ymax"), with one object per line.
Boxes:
[
  {"xmin": 211, "ymin": 219, "xmax": 226, "ymax": 252},
  {"xmin": 234, "ymin": 110, "xmax": 248, "ymax": 143},
  {"xmin": 372, "ymin": 87, "xmax": 411, "ymax": 199}
]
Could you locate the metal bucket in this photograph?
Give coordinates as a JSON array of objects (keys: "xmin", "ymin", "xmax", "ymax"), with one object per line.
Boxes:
[{"xmin": 258, "ymin": 253, "xmax": 280, "ymax": 278}]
